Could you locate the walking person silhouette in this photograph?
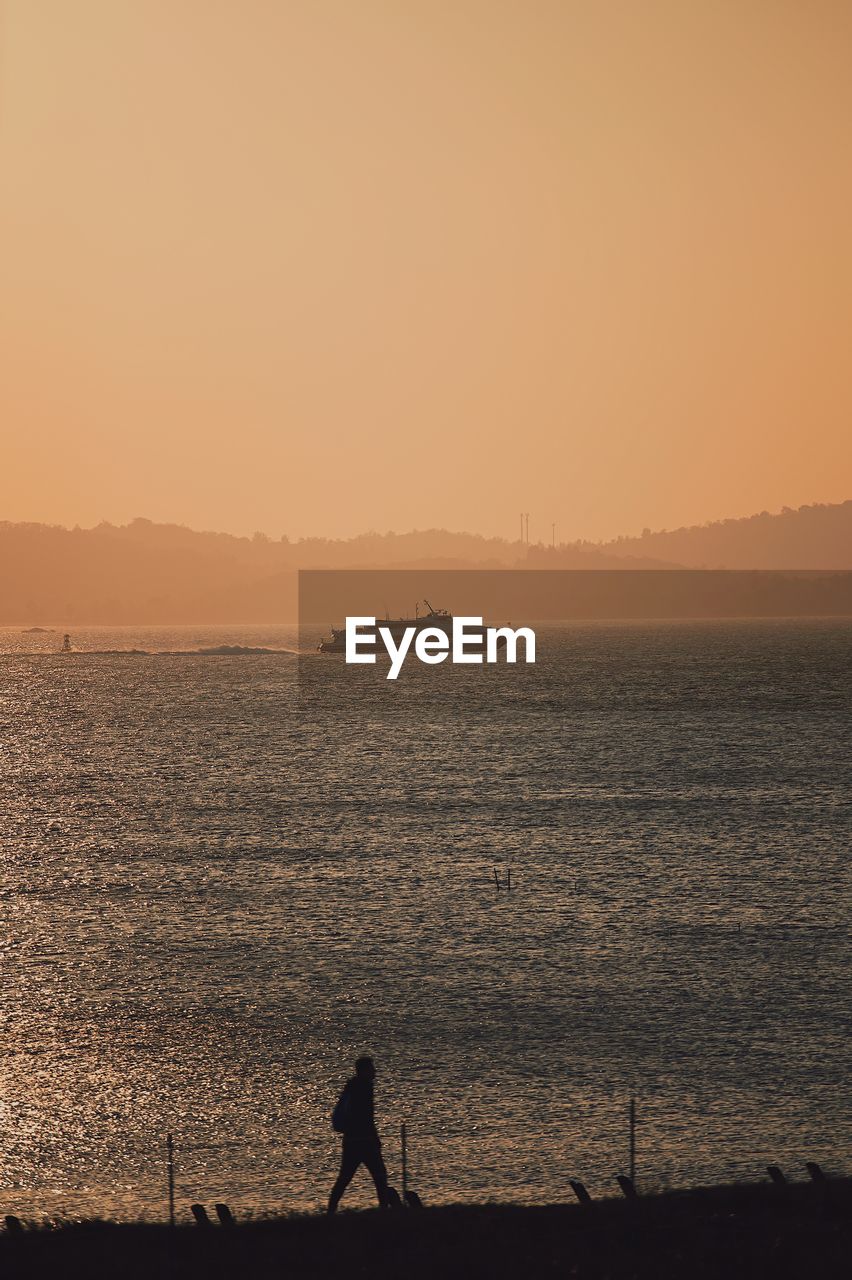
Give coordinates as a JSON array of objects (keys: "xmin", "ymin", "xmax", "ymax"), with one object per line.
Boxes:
[{"xmin": 327, "ymin": 1055, "xmax": 390, "ymax": 1213}]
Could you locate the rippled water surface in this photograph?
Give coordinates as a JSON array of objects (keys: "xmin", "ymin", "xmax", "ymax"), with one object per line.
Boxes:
[{"xmin": 1, "ymin": 621, "xmax": 850, "ymax": 1219}]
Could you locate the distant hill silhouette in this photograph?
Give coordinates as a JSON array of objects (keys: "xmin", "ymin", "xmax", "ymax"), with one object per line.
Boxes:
[
  {"xmin": 597, "ymin": 501, "xmax": 852, "ymax": 569},
  {"xmin": 0, "ymin": 501, "xmax": 849, "ymax": 622}
]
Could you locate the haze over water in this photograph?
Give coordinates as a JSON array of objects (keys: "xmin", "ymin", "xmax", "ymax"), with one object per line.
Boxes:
[{"xmin": 2, "ymin": 620, "xmax": 850, "ymax": 1219}]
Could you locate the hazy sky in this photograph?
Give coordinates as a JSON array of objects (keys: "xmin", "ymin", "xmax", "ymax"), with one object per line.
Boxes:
[{"xmin": 1, "ymin": 0, "xmax": 850, "ymax": 542}]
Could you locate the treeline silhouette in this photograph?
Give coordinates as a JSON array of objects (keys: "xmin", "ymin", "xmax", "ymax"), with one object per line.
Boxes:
[
  {"xmin": 594, "ymin": 500, "xmax": 852, "ymax": 569},
  {"xmin": 0, "ymin": 501, "xmax": 849, "ymax": 623}
]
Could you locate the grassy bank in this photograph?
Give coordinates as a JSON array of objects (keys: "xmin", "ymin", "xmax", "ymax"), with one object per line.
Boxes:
[{"xmin": 2, "ymin": 1179, "xmax": 849, "ymax": 1279}]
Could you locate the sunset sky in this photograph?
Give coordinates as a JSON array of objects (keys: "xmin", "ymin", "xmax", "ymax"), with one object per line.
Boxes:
[{"xmin": 1, "ymin": 0, "xmax": 850, "ymax": 543}]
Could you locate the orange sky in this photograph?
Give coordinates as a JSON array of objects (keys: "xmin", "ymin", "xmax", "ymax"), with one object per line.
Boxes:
[{"xmin": 1, "ymin": 0, "xmax": 850, "ymax": 543}]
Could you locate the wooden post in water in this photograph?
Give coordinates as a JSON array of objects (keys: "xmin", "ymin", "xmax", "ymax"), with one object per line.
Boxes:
[
  {"xmin": 629, "ymin": 1096, "xmax": 636, "ymax": 1186},
  {"xmin": 167, "ymin": 1133, "xmax": 175, "ymax": 1227},
  {"xmin": 569, "ymin": 1180, "xmax": 592, "ymax": 1205}
]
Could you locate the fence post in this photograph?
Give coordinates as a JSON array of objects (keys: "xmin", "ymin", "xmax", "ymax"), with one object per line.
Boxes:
[
  {"xmin": 167, "ymin": 1133, "xmax": 175, "ymax": 1227},
  {"xmin": 401, "ymin": 1122, "xmax": 408, "ymax": 1197}
]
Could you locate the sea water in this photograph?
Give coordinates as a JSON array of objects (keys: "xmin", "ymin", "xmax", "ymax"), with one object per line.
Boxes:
[{"xmin": 1, "ymin": 620, "xmax": 849, "ymax": 1218}]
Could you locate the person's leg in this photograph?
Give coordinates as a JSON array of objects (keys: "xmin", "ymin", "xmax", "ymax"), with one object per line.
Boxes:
[
  {"xmin": 362, "ymin": 1141, "xmax": 390, "ymax": 1208},
  {"xmin": 327, "ymin": 1142, "xmax": 361, "ymax": 1213}
]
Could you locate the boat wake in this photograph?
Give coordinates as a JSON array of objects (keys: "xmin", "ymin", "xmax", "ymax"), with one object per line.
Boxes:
[
  {"xmin": 22, "ymin": 645, "xmax": 300, "ymax": 657},
  {"xmin": 167, "ymin": 645, "xmax": 296, "ymax": 656}
]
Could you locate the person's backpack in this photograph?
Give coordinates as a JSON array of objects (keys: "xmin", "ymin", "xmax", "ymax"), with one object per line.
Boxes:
[{"xmin": 331, "ymin": 1084, "xmax": 351, "ymax": 1133}]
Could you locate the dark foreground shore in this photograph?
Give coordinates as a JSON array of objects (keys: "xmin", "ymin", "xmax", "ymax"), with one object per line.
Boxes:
[{"xmin": 3, "ymin": 1180, "xmax": 850, "ymax": 1279}]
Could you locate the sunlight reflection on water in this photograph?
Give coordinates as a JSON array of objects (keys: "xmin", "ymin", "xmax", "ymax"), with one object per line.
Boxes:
[{"xmin": 1, "ymin": 620, "xmax": 850, "ymax": 1219}]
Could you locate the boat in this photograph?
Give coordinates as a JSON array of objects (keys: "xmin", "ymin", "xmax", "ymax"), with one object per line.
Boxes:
[{"xmin": 317, "ymin": 600, "xmax": 504, "ymax": 654}]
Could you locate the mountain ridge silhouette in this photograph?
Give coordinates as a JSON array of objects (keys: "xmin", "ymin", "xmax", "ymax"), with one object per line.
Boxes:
[{"xmin": 1, "ymin": 501, "xmax": 849, "ymax": 623}]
